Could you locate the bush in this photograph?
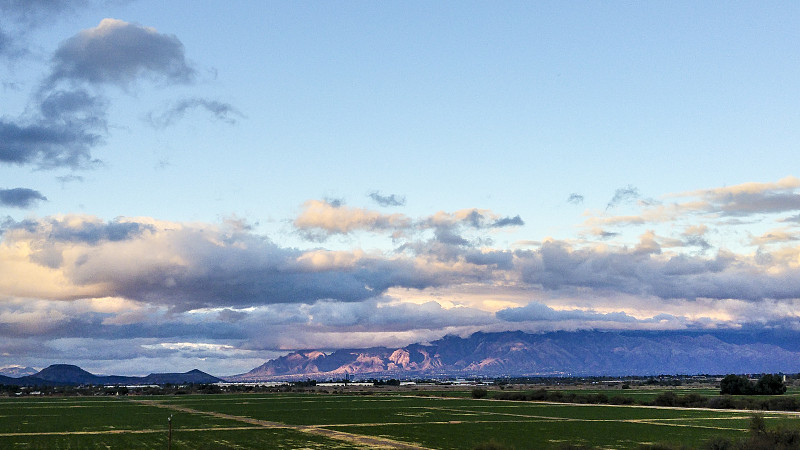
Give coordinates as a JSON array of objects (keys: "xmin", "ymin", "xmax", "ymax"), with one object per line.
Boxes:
[
  {"xmin": 609, "ymin": 395, "xmax": 634, "ymax": 405},
  {"xmin": 473, "ymin": 439, "xmax": 512, "ymax": 450},
  {"xmin": 653, "ymin": 391, "xmax": 678, "ymax": 407},
  {"xmin": 702, "ymin": 436, "xmax": 735, "ymax": 450},
  {"xmin": 471, "ymin": 388, "xmax": 488, "ymax": 399},
  {"xmin": 749, "ymin": 414, "xmax": 767, "ymax": 435}
]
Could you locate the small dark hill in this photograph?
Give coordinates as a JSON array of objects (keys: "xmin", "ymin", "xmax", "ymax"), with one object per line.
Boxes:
[
  {"xmin": 33, "ymin": 364, "xmax": 100, "ymax": 384},
  {"xmin": 140, "ymin": 369, "xmax": 221, "ymax": 385}
]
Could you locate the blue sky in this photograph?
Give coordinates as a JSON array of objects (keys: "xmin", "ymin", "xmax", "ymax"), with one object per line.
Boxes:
[{"xmin": 1, "ymin": 1, "xmax": 799, "ymax": 376}]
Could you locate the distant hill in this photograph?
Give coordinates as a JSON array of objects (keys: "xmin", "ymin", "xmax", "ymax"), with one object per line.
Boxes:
[
  {"xmin": 0, "ymin": 364, "xmax": 221, "ymax": 386},
  {"xmin": 228, "ymin": 330, "xmax": 800, "ymax": 381},
  {"xmin": 0, "ymin": 365, "xmax": 38, "ymax": 377}
]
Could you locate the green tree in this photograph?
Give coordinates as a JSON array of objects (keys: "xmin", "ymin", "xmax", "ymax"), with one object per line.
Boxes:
[
  {"xmin": 720, "ymin": 374, "xmax": 754, "ymax": 395},
  {"xmin": 755, "ymin": 373, "xmax": 787, "ymax": 395}
]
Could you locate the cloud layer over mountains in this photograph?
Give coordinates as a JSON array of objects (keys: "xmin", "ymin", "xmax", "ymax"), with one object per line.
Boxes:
[{"xmin": 4, "ymin": 175, "xmax": 800, "ymax": 374}]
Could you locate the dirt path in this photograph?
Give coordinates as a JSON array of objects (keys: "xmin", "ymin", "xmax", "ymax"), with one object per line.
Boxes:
[{"xmin": 129, "ymin": 399, "xmax": 431, "ymax": 450}]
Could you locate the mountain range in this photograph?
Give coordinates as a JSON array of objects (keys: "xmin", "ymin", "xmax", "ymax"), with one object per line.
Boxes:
[
  {"xmin": 229, "ymin": 329, "xmax": 800, "ymax": 381},
  {"xmin": 0, "ymin": 364, "xmax": 220, "ymax": 386},
  {"xmin": 5, "ymin": 329, "xmax": 800, "ymax": 386}
]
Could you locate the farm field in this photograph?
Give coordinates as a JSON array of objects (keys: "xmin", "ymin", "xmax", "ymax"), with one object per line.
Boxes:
[{"xmin": 2, "ymin": 392, "xmax": 798, "ymax": 449}]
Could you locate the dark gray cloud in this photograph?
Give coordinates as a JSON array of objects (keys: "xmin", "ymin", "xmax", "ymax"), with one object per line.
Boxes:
[
  {"xmin": 714, "ymin": 192, "xmax": 800, "ymax": 217},
  {"xmin": 56, "ymin": 174, "xmax": 84, "ymax": 185},
  {"xmin": 46, "ymin": 18, "xmax": 195, "ymax": 88},
  {"xmin": 0, "ymin": 116, "xmax": 103, "ymax": 169},
  {"xmin": 55, "ymin": 221, "xmax": 152, "ymax": 244},
  {"xmin": 0, "ymin": 310, "xmax": 246, "ymax": 341},
  {"xmin": 146, "ymin": 98, "xmax": 243, "ymax": 128},
  {"xmin": 464, "ymin": 249, "xmax": 514, "ymax": 270},
  {"xmin": 492, "ymin": 215, "xmax": 524, "ymax": 227},
  {"xmin": 5, "ymin": 216, "xmax": 152, "ymax": 245},
  {"xmin": 0, "ymin": 27, "xmax": 17, "ymax": 58},
  {"xmin": 39, "ymin": 89, "xmax": 107, "ymax": 124},
  {"xmin": 369, "ymin": 191, "xmax": 406, "ymax": 207},
  {"xmin": 324, "ymin": 197, "xmax": 344, "ymax": 208},
  {"xmin": 434, "ymin": 227, "xmax": 470, "ymax": 246},
  {"xmin": 0, "ymin": 88, "xmax": 107, "ymax": 169},
  {"xmin": 421, "ymin": 211, "xmax": 524, "ymax": 251},
  {"xmin": 606, "ymin": 185, "xmax": 639, "ymax": 209},
  {"xmin": 435, "ymin": 210, "xmax": 524, "ymax": 230},
  {"xmin": 0, "ymin": 188, "xmax": 47, "ymax": 208},
  {"xmin": 307, "ymin": 300, "xmax": 492, "ymax": 332},
  {"xmin": 497, "ymin": 302, "xmax": 640, "ymax": 323},
  {"xmin": 673, "ymin": 178, "xmax": 800, "ymax": 218},
  {"xmin": 593, "ymin": 229, "xmax": 619, "ymax": 240},
  {"xmin": 0, "ymin": 0, "xmax": 91, "ymax": 60},
  {"xmin": 0, "ymin": 0, "xmax": 85, "ymax": 24},
  {"xmin": 3, "ymin": 17, "xmax": 198, "ymax": 171},
  {"xmin": 515, "ymin": 239, "xmax": 800, "ymax": 302},
  {"xmin": 683, "ymin": 235, "xmax": 711, "ymax": 250},
  {"xmin": 567, "ymin": 193, "xmax": 584, "ymax": 205}
]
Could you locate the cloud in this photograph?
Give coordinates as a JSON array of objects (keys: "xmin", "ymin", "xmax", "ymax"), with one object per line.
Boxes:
[
  {"xmin": 57, "ymin": 174, "xmax": 84, "ymax": 185},
  {"xmin": 492, "ymin": 215, "xmax": 524, "ymax": 227},
  {"xmin": 0, "ymin": 0, "xmax": 88, "ymax": 60},
  {"xmin": 0, "ymin": 88, "xmax": 107, "ymax": 169},
  {"xmin": 678, "ymin": 176, "xmax": 800, "ymax": 217},
  {"xmin": 293, "ymin": 201, "xmax": 524, "ymax": 244},
  {"xmin": 583, "ymin": 177, "xmax": 800, "ymax": 239},
  {"xmin": 567, "ymin": 193, "xmax": 584, "ymax": 205},
  {"xmin": 0, "ymin": 215, "xmax": 450, "ymax": 310},
  {"xmin": 0, "ymin": 116, "xmax": 103, "ymax": 169},
  {"xmin": 433, "ymin": 227, "xmax": 470, "ymax": 246},
  {"xmin": 0, "ymin": 1, "xmax": 86, "ymax": 25},
  {"xmin": 751, "ymin": 229, "xmax": 800, "ymax": 246},
  {"xmin": 0, "ymin": 27, "xmax": 22, "ymax": 59},
  {"xmin": 2, "ymin": 16, "xmax": 203, "ymax": 171},
  {"xmin": 606, "ymin": 185, "xmax": 639, "ymax": 209},
  {"xmin": 587, "ymin": 228, "xmax": 619, "ymax": 240},
  {"xmin": 294, "ymin": 199, "xmax": 412, "ymax": 237},
  {"xmin": 0, "ymin": 188, "xmax": 47, "ymax": 208},
  {"xmin": 306, "ymin": 299, "xmax": 492, "ymax": 331},
  {"xmin": 514, "ymin": 235, "xmax": 800, "ymax": 302},
  {"xmin": 39, "ymin": 89, "xmax": 107, "ymax": 124},
  {"xmin": 426, "ymin": 209, "xmax": 524, "ymax": 230},
  {"xmin": 146, "ymin": 98, "xmax": 244, "ymax": 128},
  {"xmin": 46, "ymin": 18, "xmax": 195, "ymax": 88},
  {"xmin": 369, "ymin": 191, "xmax": 406, "ymax": 207},
  {"xmin": 496, "ymin": 301, "xmax": 641, "ymax": 323}
]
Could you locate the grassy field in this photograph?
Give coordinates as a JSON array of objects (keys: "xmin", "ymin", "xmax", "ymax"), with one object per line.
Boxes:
[{"xmin": 1, "ymin": 391, "xmax": 798, "ymax": 449}]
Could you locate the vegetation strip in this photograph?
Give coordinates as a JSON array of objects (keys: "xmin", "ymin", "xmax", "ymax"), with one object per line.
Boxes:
[
  {"xmin": 129, "ymin": 398, "xmax": 431, "ymax": 449},
  {"xmin": 0, "ymin": 426, "xmax": 264, "ymax": 437}
]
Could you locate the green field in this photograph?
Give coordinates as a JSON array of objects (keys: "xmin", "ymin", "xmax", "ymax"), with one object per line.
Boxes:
[{"xmin": 1, "ymin": 392, "xmax": 797, "ymax": 449}]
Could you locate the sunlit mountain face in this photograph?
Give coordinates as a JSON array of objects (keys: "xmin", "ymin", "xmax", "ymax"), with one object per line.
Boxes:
[{"xmin": 229, "ymin": 330, "xmax": 800, "ymax": 380}]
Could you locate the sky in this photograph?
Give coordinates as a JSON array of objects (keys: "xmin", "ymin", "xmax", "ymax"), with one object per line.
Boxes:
[{"xmin": 1, "ymin": 1, "xmax": 799, "ymax": 376}]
